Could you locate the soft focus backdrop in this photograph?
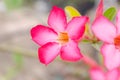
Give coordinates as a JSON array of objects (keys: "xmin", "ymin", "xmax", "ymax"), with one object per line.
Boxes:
[{"xmin": 0, "ymin": 0, "xmax": 120, "ymax": 80}]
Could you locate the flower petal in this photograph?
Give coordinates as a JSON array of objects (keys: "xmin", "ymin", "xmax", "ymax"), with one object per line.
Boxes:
[
  {"xmin": 60, "ymin": 40, "xmax": 82, "ymax": 62},
  {"xmin": 31, "ymin": 25, "xmax": 58, "ymax": 46},
  {"xmin": 90, "ymin": 68, "xmax": 105, "ymax": 80},
  {"xmin": 107, "ymin": 69, "xmax": 119, "ymax": 80},
  {"xmin": 66, "ymin": 16, "xmax": 88, "ymax": 40},
  {"xmin": 96, "ymin": 0, "xmax": 103, "ymax": 18},
  {"xmin": 101, "ymin": 44, "xmax": 120, "ymax": 70},
  {"xmin": 48, "ymin": 6, "xmax": 67, "ymax": 33},
  {"xmin": 38, "ymin": 42, "xmax": 61, "ymax": 65},
  {"xmin": 116, "ymin": 10, "xmax": 120, "ymax": 34},
  {"xmin": 92, "ymin": 16, "xmax": 116, "ymax": 43}
]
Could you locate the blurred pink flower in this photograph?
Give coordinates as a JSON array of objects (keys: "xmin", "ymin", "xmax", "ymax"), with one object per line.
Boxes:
[
  {"xmin": 31, "ymin": 6, "xmax": 88, "ymax": 65},
  {"xmin": 90, "ymin": 67, "xmax": 119, "ymax": 80},
  {"xmin": 92, "ymin": 10, "xmax": 120, "ymax": 70}
]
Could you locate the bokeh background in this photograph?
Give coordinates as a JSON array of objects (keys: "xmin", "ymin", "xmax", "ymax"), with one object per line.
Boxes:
[{"xmin": 0, "ymin": 0, "xmax": 120, "ymax": 80}]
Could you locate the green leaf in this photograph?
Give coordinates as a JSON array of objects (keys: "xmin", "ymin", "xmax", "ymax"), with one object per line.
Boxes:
[
  {"xmin": 103, "ymin": 7, "xmax": 116, "ymax": 21},
  {"xmin": 4, "ymin": 0, "xmax": 23, "ymax": 10},
  {"xmin": 82, "ymin": 39, "xmax": 90, "ymax": 43}
]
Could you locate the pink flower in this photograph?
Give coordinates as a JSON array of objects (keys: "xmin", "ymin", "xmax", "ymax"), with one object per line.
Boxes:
[
  {"xmin": 30, "ymin": 6, "xmax": 88, "ymax": 65},
  {"xmin": 90, "ymin": 67, "xmax": 119, "ymax": 80},
  {"xmin": 92, "ymin": 10, "xmax": 120, "ymax": 70}
]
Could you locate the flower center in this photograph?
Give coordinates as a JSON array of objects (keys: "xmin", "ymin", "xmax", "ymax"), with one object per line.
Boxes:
[
  {"xmin": 58, "ymin": 32, "xmax": 69, "ymax": 44},
  {"xmin": 114, "ymin": 35, "xmax": 120, "ymax": 49}
]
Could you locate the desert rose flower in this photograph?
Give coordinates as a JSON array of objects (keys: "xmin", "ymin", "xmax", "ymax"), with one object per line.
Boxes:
[
  {"xmin": 64, "ymin": 0, "xmax": 103, "ymax": 40},
  {"xmin": 92, "ymin": 10, "xmax": 120, "ymax": 70},
  {"xmin": 30, "ymin": 6, "xmax": 88, "ymax": 65},
  {"xmin": 90, "ymin": 67, "xmax": 119, "ymax": 80}
]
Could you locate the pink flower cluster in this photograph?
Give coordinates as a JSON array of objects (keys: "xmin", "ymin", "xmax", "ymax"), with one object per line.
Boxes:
[{"xmin": 30, "ymin": 0, "xmax": 120, "ymax": 79}]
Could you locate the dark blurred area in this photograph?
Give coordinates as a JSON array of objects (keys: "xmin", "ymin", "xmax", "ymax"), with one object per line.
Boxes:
[
  {"xmin": 49, "ymin": 0, "xmax": 95, "ymax": 15},
  {"xmin": 22, "ymin": 0, "xmax": 95, "ymax": 15},
  {"xmin": 117, "ymin": 0, "xmax": 120, "ymax": 4}
]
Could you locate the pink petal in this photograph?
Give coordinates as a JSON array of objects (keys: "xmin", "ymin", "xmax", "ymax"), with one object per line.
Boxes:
[
  {"xmin": 96, "ymin": 0, "xmax": 103, "ymax": 18},
  {"xmin": 107, "ymin": 69, "xmax": 119, "ymax": 80},
  {"xmin": 116, "ymin": 10, "xmax": 120, "ymax": 34},
  {"xmin": 60, "ymin": 40, "xmax": 82, "ymax": 62},
  {"xmin": 38, "ymin": 42, "xmax": 61, "ymax": 65},
  {"xmin": 101, "ymin": 44, "xmax": 120, "ymax": 70},
  {"xmin": 92, "ymin": 16, "xmax": 116, "ymax": 43},
  {"xmin": 48, "ymin": 6, "xmax": 67, "ymax": 33},
  {"xmin": 66, "ymin": 16, "xmax": 88, "ymax": 40},
  {"xmin": 90, "ymin": 68, "xmax": 105, "ymax": 80},
  {"xmin": 31, "ymin": 25, "xmax": 58, "ymax": 46}
]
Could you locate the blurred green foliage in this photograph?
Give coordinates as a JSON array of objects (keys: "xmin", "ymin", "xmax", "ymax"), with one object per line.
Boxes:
[
  {"xmin": 3, "ymin": 0, "xmax": 23, "ymax": 10},
  {"xmin": 13, "ymin": 52, "xmax": 23, "ymax": 68},
  {"xmin": 1, "ymin": 52, "xmax": 23, "ymax": 80}
]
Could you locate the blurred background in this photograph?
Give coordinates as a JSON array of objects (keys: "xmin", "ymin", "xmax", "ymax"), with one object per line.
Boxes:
[{"xmin": 0, "ymin": 0, "xmax": 120, "ymax": 80}]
